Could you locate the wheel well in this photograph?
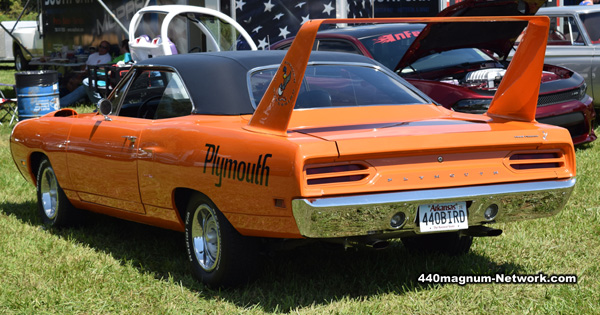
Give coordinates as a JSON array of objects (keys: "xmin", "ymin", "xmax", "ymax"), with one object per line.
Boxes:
[
  {"xmin": 12, "ymin": 43, "xmax": 25, "ymax": 57},
  {"xmin": 173, "ymin": 188, "xmax": 196, "ymax": 223},
  {"xmin": 29, "ymin": 152, "xmax": 47, "ymax": 185},
  {"xmin": 172, "ymin": 189, "xmax": 225, "ymax": 225}
]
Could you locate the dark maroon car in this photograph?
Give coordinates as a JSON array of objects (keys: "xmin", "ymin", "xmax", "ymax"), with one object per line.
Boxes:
[{"xmin": 271, "ymin": 2, "xmax": 596, "ymax": 145}]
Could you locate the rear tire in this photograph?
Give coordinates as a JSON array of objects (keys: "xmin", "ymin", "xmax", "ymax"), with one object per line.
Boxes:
[
  {"xmin": 36, "ymin": 158, "xmax": 75, "ymax": 227},
  {"xmin": 185, "ymin": 193, "xmax": 259, "ymax": 287},
  {"xmin": 401, "ymin": 232, "xmax": 473, "ymax": 256}
]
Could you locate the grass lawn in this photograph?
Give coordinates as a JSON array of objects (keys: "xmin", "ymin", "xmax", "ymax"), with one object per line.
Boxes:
[{"xmin": 0, "ymin": 61, "xmax": 598, "ymax": 313}]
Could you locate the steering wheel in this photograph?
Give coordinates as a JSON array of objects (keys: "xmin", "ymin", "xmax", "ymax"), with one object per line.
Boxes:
[
  {"xmin": 137, "ymin": 95, "xmax": 162, "ymax": 119},
  {"xmin": 154, "ymin": 96, "xmax": 189, "ymax": 119},
  {"xmin": 188, "ymin": 46, "xmax": 203, "ymax": 53},
  {"xmin": 550, "ymin": 30, "xmax": 566, "ymax": 41}
]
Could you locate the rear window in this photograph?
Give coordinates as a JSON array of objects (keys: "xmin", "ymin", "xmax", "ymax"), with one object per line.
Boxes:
[
  {"xmin": 358, "ymin": 26, "xmax": 423, "ymax": 70},
  {"xmin": 249, "ymin": 63, "xmax": 428, "ymax": 109}
]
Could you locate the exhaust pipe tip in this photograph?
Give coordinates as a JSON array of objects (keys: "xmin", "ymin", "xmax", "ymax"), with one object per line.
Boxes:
[
  {"xmin": 366, "ymin": 240, "xmax": 390, "ymax": 250},
  {"xmin": 466, "ymin": 226, "xmax": 503, "ymax": 237}
]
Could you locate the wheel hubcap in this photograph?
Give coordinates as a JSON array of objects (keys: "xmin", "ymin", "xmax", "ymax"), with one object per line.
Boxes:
[
  {"xmin": 40, "ymin": 167, "xmax": 59, "ymax": 219},
  {"xmin": 191, "ymin": 204, "xmax": 221, "ymax": 271}
]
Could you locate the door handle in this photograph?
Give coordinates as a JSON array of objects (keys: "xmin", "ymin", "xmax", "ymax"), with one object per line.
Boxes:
[{"xmin": 122, "ymin": 135, "xmax": 137, "ymax": 143}]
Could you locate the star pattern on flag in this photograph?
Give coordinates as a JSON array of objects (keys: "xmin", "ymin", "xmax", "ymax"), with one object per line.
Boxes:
[
  {"xmin": 264, "ymin": 0, "xmax": 275, "ymax": 12},
  {"xmin": 279, "ymin": 26, "xmax": 291, "ymax": 39},
  {"xmin": 235, "ymin": 0, "xmax": 246, "ymax": 11},
  {"xmin": 258, "ymin": 37, "xmax": 269, "ymax": 50},
  {"xmin": 236, "ymin": 0, "xmax": 372, "ymax": 49},
  {"xmin": 323, "ymin": 2, "xmax": 334, "ymax": 15},
  {"xmin": 301, "ymin": 14, "xmax": 310, "ymax": 25}
]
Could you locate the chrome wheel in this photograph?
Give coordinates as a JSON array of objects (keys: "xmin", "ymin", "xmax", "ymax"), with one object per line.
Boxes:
[
  {"xmin": 36, "ymin": 158, "xmax": 75, "ymax": 227},
  {"xmin": 191, "ymin": 204, "xmax": 221, "ymax": 271},
  {"xmin": 185, "ymin": 193, "xmax": 260, "ymax": 287},
  {"xmin": 39, "ymin": 166, "xmax": 59, "ymax": 220},
  {"xmin": 14, "ymin": 50, "xmax": 27, "ymax": 71}
]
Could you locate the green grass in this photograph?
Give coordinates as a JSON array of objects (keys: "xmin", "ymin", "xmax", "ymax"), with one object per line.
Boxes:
[{"xmin": 1, "ymin": 61, "xmax": 599, "ymax": 313}]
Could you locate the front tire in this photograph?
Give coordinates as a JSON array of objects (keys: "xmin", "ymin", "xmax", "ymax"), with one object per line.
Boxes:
[
  {"xmin": 36, "ymin": 158, "xmax": 75, "ymax": 227},
  {"xmin": 14, "ymin": 49, "xmax": 29, "ymax": 72},
  {"xmin": 401, "ymin": 232, "xmax": 473, "ymax": 256},
  {"xmin": 185, "ymin": 193, "xmax": 259, "ymax": 287}
]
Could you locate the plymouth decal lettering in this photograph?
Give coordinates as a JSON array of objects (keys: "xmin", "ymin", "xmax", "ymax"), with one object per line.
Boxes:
[{"xmin": 204, "ymin": 144, "xmax": 272, "ymax": 188}]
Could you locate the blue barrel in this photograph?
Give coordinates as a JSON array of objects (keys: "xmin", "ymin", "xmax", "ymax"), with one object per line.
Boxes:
[{"xmin": 15, "ymin": 71, "xmax": 60, "ymax": 120}]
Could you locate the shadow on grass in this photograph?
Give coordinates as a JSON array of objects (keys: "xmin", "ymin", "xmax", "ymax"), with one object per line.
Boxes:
[
  {"xmin": 0, "ymin": 63, "xmax": 15, "ymax": 71},
  {"xmin": 1, "ymin": 200, "xmax": 524, "ymax": 312}
]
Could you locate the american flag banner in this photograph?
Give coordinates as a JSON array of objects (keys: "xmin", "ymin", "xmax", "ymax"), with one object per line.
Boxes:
[{"xmin": 235, "ymin": 0, "xmax": 373, "ymax": 50}]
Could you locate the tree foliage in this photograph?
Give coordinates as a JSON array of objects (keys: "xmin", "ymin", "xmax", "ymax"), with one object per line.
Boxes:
[{"xmin": 0, "ymin": 0, "xmax": 38, "ymax": 22}]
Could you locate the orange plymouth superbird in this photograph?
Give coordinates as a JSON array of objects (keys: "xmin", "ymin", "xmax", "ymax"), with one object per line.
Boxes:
[{"xmin": 11, "ymin": 16, "xmax": 576, "ymax": 287}]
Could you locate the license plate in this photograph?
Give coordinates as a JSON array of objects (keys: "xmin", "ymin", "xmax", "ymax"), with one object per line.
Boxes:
[{"xmin": 418, "ymin": 202, "xmax": 468, "ymax": 233}]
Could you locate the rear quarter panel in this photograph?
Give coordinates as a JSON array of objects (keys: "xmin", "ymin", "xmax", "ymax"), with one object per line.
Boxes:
[{"xmin": 135, "ymin": 115, "xmax": 339, "ymax": 238}]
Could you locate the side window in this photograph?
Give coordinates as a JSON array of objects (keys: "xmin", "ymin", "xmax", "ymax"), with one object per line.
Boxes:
[
  {"xmin": 116, "ymin": 69, "xmax": 192, "ymax": 119},
  {"xmin": 154, "ymin": 74, "xmax": 193, "ymax": 119},
  {"xmin": 580, "ymin": 12, "xmax": 600, "ymax": 44},
  {"xmin": 316, "ymin": 40, "xmax": 361, "ymax": 54},
  {"xmin": 548, "ymin": 16, "xmax": 585, "ymax": 46}
]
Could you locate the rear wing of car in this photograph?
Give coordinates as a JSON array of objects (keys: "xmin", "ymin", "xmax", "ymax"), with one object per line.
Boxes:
[{"xmin": 245, "ymin": 16, "xmax": 550, "ymax": 136}]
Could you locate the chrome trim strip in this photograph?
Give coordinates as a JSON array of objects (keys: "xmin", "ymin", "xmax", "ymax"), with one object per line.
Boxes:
[{"xmin": 291, "ymin": 178, "xmax": 575, "ymax": 238}]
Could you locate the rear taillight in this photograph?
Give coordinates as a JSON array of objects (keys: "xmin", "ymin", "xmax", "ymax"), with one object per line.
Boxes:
[
  {"xmin": 507, "ymin": 152, "xmax": 563, "ymax": 170},
  {"xmin": 305, "ymin": 163, "xmax": 370, "ymax": 185}
]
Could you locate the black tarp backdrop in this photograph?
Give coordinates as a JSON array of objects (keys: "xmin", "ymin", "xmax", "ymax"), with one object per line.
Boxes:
[
  {"xmin": 375, "ymin": 0, "xmax": 440, "ymax": 17},
  {"xmin": 42, "ymin": 0, "xmax": 155, "ymax": 55}
]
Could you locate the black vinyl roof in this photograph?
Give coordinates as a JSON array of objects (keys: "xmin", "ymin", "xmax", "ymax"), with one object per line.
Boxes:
[{"xmin": 136, "ymin": 50, "xmax": 382, "ymax": 115}]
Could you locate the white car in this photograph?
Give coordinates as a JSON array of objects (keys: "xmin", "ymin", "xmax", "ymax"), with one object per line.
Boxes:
[
  {"xmin": 0, "ymin": 20, "xmax": 42, "ymax": 70},
  {"xmin": 536, "ymin": 6, "xmax": 600, "ymax": 108}
]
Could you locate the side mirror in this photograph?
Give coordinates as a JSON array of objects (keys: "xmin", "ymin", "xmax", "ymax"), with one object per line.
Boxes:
[{"xmin": 97, "ymin": 98, "xmax": 113, "ymax": 121}]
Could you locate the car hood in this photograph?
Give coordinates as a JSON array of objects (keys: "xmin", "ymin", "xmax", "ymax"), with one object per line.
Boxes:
[{"xmin": 394, "ymin": 0, "xmax": 546, "ymax": 71}]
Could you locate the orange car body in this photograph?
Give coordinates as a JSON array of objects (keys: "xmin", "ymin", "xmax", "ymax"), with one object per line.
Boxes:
[{"xmin": 11, "ymin": 16, "xmax": 575, "ymax": 241}]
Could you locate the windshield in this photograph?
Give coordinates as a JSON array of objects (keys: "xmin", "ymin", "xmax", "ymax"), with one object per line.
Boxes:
[
  {"xmin": 358, "ymin": 26, "xmax": 422, "ymax": 70},
  {"xmin": 580, "ymin": 12, "xmax": 600, "ymax": 44},
  {"xmin": 400, "ymin": 48, "xmax": 495, "ymax": 74},
  {"xmin": 249, "ymin": 64, "xmax": 427, "ymax": 109}
]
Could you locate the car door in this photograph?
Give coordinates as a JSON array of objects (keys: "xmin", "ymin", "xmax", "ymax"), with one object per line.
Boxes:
[
  {"xmin": 67, "ymin": 115, "xmax": 146, "ymax": 213},
  {"xmin": 543, "ymin": 15, "xmax": 595, "ymax": 87},
  {"xmin": 66, "ymin": 68, "xmax": 168, "ymax": 214}
]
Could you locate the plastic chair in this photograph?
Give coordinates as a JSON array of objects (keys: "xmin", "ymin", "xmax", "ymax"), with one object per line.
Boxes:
[{"xmin": 0, "ymin": 83, "xmax": 18, "ymax": 125}]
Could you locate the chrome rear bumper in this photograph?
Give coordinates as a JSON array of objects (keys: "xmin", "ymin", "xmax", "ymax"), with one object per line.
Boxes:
[{"xmin": 291, "ymin": 178, "xmax": 575, "ymax": 238}]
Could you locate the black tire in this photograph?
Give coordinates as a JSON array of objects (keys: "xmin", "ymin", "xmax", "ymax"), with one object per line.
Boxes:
[
  {"xmin": 185, "ymin": 193, "xmax": 259, "ymax": 287},
  {"xmin": 401, "ymin": 232, "xmax": 473, "ymax": 256},
  {"xmin": 36, "ymin": 158, "xmax": 75, "ymax": 227},
  {"xmin": 14, "ymin": 48, "xmax": 29, "ymax": 72}
]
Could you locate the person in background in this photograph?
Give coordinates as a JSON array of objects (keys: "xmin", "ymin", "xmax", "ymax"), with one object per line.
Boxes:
[
  {"xmin": 579, "ymin": 0, "xmax": 599, "ymax": 5},
  {"xmin": 111, "ymin": 39, "xmax": 131, "ymax": 64},
  {"xmin": 60, "ymin": 40, "xmax": 113, "ymax": 107}
]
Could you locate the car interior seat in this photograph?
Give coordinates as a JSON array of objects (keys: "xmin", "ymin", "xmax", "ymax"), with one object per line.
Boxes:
[{"xmin": 295, "ymin": 90, "xmax": 332, "ymax": 109}]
